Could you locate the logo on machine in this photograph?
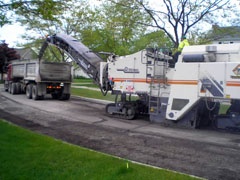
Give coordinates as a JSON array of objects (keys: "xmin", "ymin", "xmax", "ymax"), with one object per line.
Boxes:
[
  {"xmin": 231, "ymin": 64, "xmax": 240, "ymax": 79},
  {"xmin": 117, "ymin": 67, "xmax": 139, "ymax": 73}
]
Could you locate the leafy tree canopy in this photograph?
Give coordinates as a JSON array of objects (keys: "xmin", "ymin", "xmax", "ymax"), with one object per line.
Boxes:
[{"xmin": 0, "ymin": 0, "xmax": 69, "ymax": 27}]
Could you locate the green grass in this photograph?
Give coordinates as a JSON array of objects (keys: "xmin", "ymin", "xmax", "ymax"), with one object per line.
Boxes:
[
  {"xmin": 219, "ymin": 104, "xmax": 230, "ymax": 114},
  {"xmin": 71, "ymin": 78, "xmax": 141, "ymax": 102},
  {"xmin": 0, "ymin": 120, "xmax": 200, "ymax": 180},
  {"xmin": 72, "ymin": 78, "xmax": 115, "ymax": 101},
  {"xmin": 71, "ymin": 87, "xmax": 116, "ymax": 101},
  {"xmin": 71, "ymin": 87, "xmax": 140, "ymax": 102},
  {"xmin": 73, "ymin": 78, "xmax": 93, "ymax": 83},
  {"xmin": 73, "ymin": 83, "xmax": 99, "ymax": 88}
]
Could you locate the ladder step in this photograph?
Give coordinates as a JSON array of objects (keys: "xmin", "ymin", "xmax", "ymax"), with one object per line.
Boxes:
[
  {"xmin": 150, "ymin": 96, "xmax": 158, "ymax": 100},
  {"xmin": 147, "ymin": 74, "xmax": 152, "ymax": 78},
  {"xmin": 147, "ymin": 53, "xmax": 168, "ymax": 114}
]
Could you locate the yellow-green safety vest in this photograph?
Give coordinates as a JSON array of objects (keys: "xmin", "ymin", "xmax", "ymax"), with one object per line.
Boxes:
[{"xmin": 178, "ymin": 39, "xmax": 189, "ymax": 52}]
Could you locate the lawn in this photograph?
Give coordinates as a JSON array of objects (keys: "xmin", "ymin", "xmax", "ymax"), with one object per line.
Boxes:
[
  {"xmin": 73, "ymin": 78, "xmax": 94, "ymax": 83},
  {"xmin": 0, "ymin": 120, "xmax": 200, "ymax": 180},
  {"xmin": 71, "ymin": 78, "xmax": 140, "ymax": 102},
  {"xmin": 73, "ymin": 83, "xmax": 99, "ymax": 88},
  {"xmin": 72, "ymin": 77, "xmax": 115, "ymax": 101},
  {"xmin": 71, "ymin": 87, "xmax": 116, "ymax": 101}
]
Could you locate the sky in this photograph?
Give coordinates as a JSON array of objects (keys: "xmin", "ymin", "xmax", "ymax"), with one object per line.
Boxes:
[{"xmin": 0, "ymin": 23, "xmax": 26, "ymax": 47}]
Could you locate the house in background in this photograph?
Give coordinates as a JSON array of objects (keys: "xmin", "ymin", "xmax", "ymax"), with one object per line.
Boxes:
[
  {"xmin": 73, "ymin": 67, "xmax": 89, "ymax": 78},
  {"xmin": 15, "ymin": 48, "xmax": 38, "ymax": 60},
  {"xmin": 211, "ymin": 25, "xmax": 240, "ymax": 44}
]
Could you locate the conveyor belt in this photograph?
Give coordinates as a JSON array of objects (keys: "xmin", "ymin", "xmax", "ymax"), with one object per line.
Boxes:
[{"xmin": 39, "ymin": 34, "xmax": 104, "ymax": 84}]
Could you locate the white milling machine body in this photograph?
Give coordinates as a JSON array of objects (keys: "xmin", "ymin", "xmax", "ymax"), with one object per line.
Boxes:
[
  {"xmin": 105, "ymin": 44, "xmax": 240, "ymax": 130},
  {"xmin": 40, "ymin": 34, "xmax": 240, "ymax": 130}
]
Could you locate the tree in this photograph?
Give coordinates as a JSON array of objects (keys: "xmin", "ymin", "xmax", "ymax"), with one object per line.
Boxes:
[
  {"xmin": 18, "ymin": 0, "xmax": 91, "ymax": 37},
  {"xmin": 83, "ymin": 0, "xmax": 151, "ymax": 55},
  {"xmin": 0, "ymin": 41, "xmax": 20, "ymax": 80},
  {"xmin": 3, "ymin": 0, "xmax": 171, "ymax": 60},
  {"xmin": 16, "ymin": 0, "xmax": 92, "ymax": 62},
  {"xmin": 21, "ymin": 0, "xmax": 153, "ymax": 56},
  {"xmin": 132, "ymin": 31, "xmax": 172, "ymax": 52},
  {"xmin": 0, "ymin": 0, "xmax": 71, "ymax": 65},
  {"xmin": 0, "ymin": 0, "xmax": 68, "ymax": 27},
  {"xmin": 135, "ymin": 0, "xmax": 233, "ymax": 48}
]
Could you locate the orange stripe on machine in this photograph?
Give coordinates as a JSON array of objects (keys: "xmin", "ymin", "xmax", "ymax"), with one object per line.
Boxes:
[
  {"xmin": 168, "ymin": 80, "xmax": 198, "ymax": 85},
  {"xmin": 226, "ymin": 81, "xmax": 240, "ymax": 86},
  {"xmin": 112, "ymin": 78, "xmax": 198, "ymax": 85}
]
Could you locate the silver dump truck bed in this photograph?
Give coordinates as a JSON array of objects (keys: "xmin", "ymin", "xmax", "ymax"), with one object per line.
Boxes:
[
  {"xmin": 5, "ymin": 59, "xmax": 72, "ymax": 100},
  {"xmin": 11, "ymin": 60, "xmax": 72, "ymax": 82}
]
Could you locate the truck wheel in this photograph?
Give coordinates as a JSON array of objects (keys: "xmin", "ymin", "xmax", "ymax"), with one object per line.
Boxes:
[
  {"xmin": 51, "ymin": 93, "xmax": 60, "ymax": 99},
  {"xmin": 4, "ymin": 81, "xmax": 8, "ymax": 92},
  {"xmin": 26, "ymin": 84, "xmax": 33, "ymax": 99},
  {"xmin": 8, "ymin": 83, "xmax": 12, "ymax": 94},
  {"xmin": 39, "ymin": 95, "xmax": 44, "ymax": 100},
  {"xmin": 12, "ymin": 83, "xmax": 17, "ymax": 95},
  {"xmin": 16, "ymin": 83, "xmax": 22, "ymax": 94},
  {"xmin": 32, "ymin": 85, "xmax": 39, "ymax": 100},
  {"xmin": 59, "ymin": 93, "xmax": 70, "ymax": 100}
]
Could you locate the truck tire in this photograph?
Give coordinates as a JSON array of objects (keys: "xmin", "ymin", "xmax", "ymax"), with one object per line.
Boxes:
[
  {"xmin": 4, "ymin": 81, "xmax": 8, "ymax": 92},
  {"xmin": 39, "ymin": 95, "xmax": 44, "ymax": 100},
  {"xmin": 59, "ymin": 93, "xmax": 70, "ymax": 100},
  {"xmin": 51, "ymin": 93, "xmax": 60, "ymax": 99},
  {"xmin": 32, "ymin": 85, "xmax": 39, "ymax": 100},
  {"xmin": 8, "ymin": 83, "xmax": 12, "ymax": 94},
  {"xmin": 16, "ymin": 83, "xmax": 22, "ymax": 94},
  {"xmin": 26, "ymin": 84, "xmax": 33, "ymax": 99},
  {"xmin": 12, "ymin": 83, "xmax": 17, "ymax": 95}
]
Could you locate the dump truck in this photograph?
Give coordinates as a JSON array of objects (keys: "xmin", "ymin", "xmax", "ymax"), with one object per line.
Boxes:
[{"xmin": 4, "ymin": 59, "xmax": 72, "ymax": 100}]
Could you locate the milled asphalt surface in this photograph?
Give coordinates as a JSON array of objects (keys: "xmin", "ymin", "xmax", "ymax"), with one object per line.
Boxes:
[{"xmin": 0, "ymin": 84, "xmax": 240, "ymax": 180}]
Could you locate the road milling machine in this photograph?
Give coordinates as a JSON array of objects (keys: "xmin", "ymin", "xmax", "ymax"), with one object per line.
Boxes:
[{"xmin": 39, "ymin": 34, "xmax": 240, "ymax": 130}]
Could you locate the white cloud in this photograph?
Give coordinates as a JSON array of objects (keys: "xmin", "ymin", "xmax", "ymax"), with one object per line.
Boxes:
[{"xmin": 0, "ymin": 23, "xmax": 27, "ymax": 47}]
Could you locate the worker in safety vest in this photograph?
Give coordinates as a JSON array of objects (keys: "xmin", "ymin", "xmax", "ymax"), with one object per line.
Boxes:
[
  {"xmin": 178, "ymin": 36, "xmax": 189, "ymax": 52},
  {"xmin": 172, "ymin": 36, "xmax": 189, "ymax": 64}
]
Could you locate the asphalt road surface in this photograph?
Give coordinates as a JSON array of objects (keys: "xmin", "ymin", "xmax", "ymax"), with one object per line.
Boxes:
[{"xmin": 0, "ymin": 86, "xmax": 240, "ymax": 180}]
